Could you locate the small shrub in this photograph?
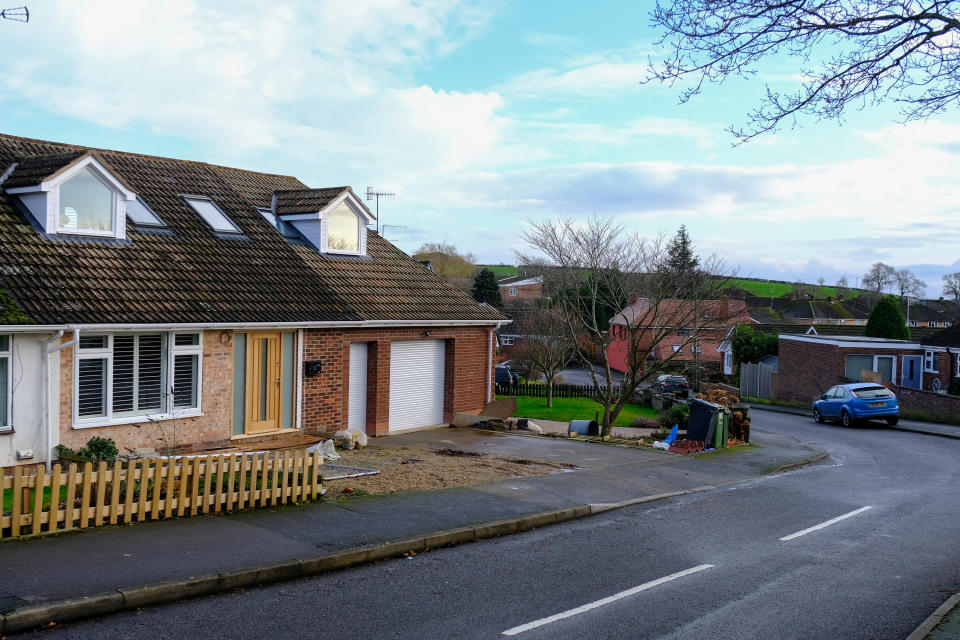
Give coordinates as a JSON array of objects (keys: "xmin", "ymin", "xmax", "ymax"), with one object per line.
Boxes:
[
  {"xmin": 949, "ymin": 377, "xmax": 960, "ymax": 397},
  {"xmin": 658, "ymin": 403, "xmax": 690, "ymax": 430},
  {"xmin": 55, "ymin": 436, "xmax": 119, "ymax": 463},
  {"xmin": 630, "ymin": 417, "xmax": 659, "ymax": 429}
]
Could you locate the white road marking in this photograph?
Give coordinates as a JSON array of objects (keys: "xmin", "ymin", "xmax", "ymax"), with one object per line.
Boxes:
[
  {"xmin": 501, "ymin": 564, "xmax": 714, "ymax": 636},
  {"xmin": 780, "ymin": 506, "xmax": 873, "ymax": 541}
]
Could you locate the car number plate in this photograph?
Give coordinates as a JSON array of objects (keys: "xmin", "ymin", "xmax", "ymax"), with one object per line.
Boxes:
[{"xmin": 869, "ymin": 402, "xmax": 884, "ymax": 407}]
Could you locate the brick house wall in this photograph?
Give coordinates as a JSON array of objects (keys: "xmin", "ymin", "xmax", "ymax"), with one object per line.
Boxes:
[
  {"xmin": 921, "ymin": 350, "xmax": 957, "ymax": 392},
  {"xmin": 304, "ymin": 325, "xmax": 493, "ymax": 437},
  {"xmin": 58, "ymin": 331, "xmax": 234, "ymax": 456},
  {"xmin": 499, "ymin": 282, "xmax": 543, "ymax": 302},
  {"xmin": 775, "ymin": 338, "xmax": 841, "ymax": 403},
  {"xmin": 55, "ymin": 325, "xmax": 494, "ymax": 458}
]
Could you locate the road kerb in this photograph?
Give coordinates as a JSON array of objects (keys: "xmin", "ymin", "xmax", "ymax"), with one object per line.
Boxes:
[
  {"xmin": 906, "ymin": 592, "xmax": 960, "ymax": 640},
  {"xmin": 0, "ymin": 451, "xmax": 827, "ymax": 634}
]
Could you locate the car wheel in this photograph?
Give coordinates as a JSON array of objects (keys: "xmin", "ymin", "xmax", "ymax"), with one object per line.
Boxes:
[
  {"xmin": 841, "ymin": 410, "xmax": 853, "ymax": 428},
  {"xmin": 886, "ymin": 416, "xmax": 899, "ymax": 426},
  {"xmin": 813, "ymin": 407, "xmax": 824, "ymax": 424}
]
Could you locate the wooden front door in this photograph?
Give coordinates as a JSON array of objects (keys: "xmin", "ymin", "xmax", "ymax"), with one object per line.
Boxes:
[{"xmin": 245, "ymin": 332, "xmax": 282, "ymax": 433}]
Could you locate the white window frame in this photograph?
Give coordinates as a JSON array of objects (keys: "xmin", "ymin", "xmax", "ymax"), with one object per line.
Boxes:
[
  {"xmin": 924, "ymin": 349, "xmax": 938, "ymax": 373},
  {"xmin": 322, "ymin": 200, "xmax": 365, "ymax": 256},
  {"xmin": 678, "ymin": 328, "xmax": 691, "ymax": 337},
  {"xmin": 73, "ymin": 331, "xmax": 203, "ymax": 429},
  {"xmin": 500, "ymin": 335, "xmax": 515, "ymax": 346},
  {"xmin": 671, "ymin": 344, "xmax": 681, "ymax": 353},
  {"xmin": 0, "ymin": 334, "xmax": 11, "ymax": 433},
  {"xmin": 182, "ymin": 195, "xmax": 241, "ymax": 234},
  {"xmin": 508, "ymin": 287, "xmax": 517, "ymax": 296}
]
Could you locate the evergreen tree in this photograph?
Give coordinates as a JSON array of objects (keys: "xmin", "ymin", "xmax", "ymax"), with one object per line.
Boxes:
[
  {"xmin": 471, "ymin": 268, "xmax": 503, "ymax": 307},
  {"xmin": 730, "ymin": 323, "xmax": 778, "ymax": 368},
  {"xmin": 864, "ymin": 295, "xmax": 909, "ymax": 340},
  {"xmin": 664, "ymin": 225, "xmax": 699, "ymax": 274}
]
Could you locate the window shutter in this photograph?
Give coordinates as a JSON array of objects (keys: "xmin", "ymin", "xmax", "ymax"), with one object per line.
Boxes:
[{"xmin": 78, "ymin": 359, "xmax": 107, "ymax": 418}]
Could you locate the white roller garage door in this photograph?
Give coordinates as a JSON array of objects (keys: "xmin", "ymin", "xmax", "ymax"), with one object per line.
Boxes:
[{"xmin": 389, "ymin": 340, "xmax": 445, "ymax": 432}]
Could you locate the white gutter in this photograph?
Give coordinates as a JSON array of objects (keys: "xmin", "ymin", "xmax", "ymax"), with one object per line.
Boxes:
[
  {"xmin": 0, "ymin": 318, "xmax": 508, "ymax": 333},
  {"xmin": 43, "ymin": 327, "xmax": 79, "ymax": 471}
]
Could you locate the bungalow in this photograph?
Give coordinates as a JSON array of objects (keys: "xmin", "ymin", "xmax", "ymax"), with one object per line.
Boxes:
[{"xmin": 0, "ymin": 133, "xmax": 507, "ymax": 468}]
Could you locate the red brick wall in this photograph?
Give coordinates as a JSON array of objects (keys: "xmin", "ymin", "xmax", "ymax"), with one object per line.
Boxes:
[
  {"xmin": 500, "ymin": 283, "xmax": 543, "ymax": 301},
  {"xmin": 303, "ymin": 326, "xmax": 493, "ymax": 436},
  {"xmin": 922, "ymin": 351, "xmax": 956, "ymax": 392},
  {"xmin": 888, "ymin": 384, "xmax": 960, "ymax": 420},
  {"xmin": 776, "ymin": 338, "xmax": 842, "ymax": 403}
]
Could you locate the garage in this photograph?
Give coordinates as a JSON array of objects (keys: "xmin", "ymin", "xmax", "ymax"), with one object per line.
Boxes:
[
  {"xmin": 389, "ymin": 340, "xmax": 445, "ymax": 432},
  {"xmin": 347, "ymin": 342, "xmax": 368, "ymax": 431}
]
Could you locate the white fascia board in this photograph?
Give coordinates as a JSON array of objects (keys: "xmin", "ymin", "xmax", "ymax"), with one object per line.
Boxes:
[
  {"xmin": 499, "ymin": 277, "xmax": 542, "ymax": 287},
  {"xmin": 779, "ymin": 334, "xmax": 921, "ymax": 349},
  {"xmin": 322, "ymin": 190, "xmax": 374, "ymax": 223},
  {"xmin": 43, "ymin": 156, "xmax": 136, "ymax": 201},
  {"xmin": 0, "ymin": 319, "xmax": 509, "ymax": 333}
]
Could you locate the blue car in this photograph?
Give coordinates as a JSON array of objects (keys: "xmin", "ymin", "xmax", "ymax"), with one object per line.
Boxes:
[{"xmin": 813, "ymin": 383, "xmax": 899, "ymax": 427}]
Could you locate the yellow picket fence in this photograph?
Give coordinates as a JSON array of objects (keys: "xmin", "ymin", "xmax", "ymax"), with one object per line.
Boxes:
[{"xmin": 1, "ymin": 449, "xmax": 324, "ymax": 540}]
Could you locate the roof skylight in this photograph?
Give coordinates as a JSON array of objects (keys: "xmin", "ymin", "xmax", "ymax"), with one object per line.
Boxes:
[
  {"xmin": 126, "ymin": 196, "xmax": 166, "ymax": 228},
  {"xmin": 182, "ymin": 196, "xmax": 240, "ymax": 233}
]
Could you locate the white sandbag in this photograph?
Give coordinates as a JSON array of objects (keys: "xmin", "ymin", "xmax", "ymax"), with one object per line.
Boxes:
[
  {"xmin": 349, "ymin": 429, "xmax": 368, "ymax": 448},
  {"xmin": 526, "ymin": 421, "xmax": 543, "ymax": 434},
  {"xmin": 334, "ymin": 430, "xmax": 356, "ymax": 450},
  {"xmin": 321, "ymin": 439, "xmax": 341, "ymax": 460},
  {"xmin": 652, "ymin": 441, "xmax": 670, "ymax": 451}
]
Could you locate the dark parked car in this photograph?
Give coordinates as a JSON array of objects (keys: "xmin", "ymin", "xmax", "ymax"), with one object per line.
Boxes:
[
  {"xmin": 656, "ymin": 374, "xmax": 690, "ymax": 397},
  {"xmin": 495, "ymin": 365, "xmax": 520, "ymax": 387},
  {"xmin": 813, "ymin": 383, "xmax": 899, "ymax": 427}
]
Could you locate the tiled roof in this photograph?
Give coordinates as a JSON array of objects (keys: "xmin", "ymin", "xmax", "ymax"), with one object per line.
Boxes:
[
  {"xmin": 611, "ymin": 298, "xmax": 751, "ymax": 328},
  {"xmin": 1, "ymin": 151, "xmax": 87, "ymax": 188},
  {"xmin": 0, "ymin": 133, "xmax": 505, "ymax": 326},
  {"xmin": 497, "ymin": 275, "xmax": 542, "ymax": 286},
  {"xmin": 922, "ymin": 324, "xmax": 960, "ymax": 347},
  {"xmin": 274, "ymin": 187, "xmax": 360, "ymax": 216}
]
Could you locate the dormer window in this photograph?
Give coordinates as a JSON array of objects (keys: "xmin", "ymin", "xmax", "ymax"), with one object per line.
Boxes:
[
  {"xmin": 272, "ymin": 186, "xmax": 374, "ymax": 257},
  {"xmin": 326, "ymin": 202, "xmax": 360, "ymax": 252},
  {"xmin": 2, "ymin": 151, "xmax": 135, "ymax": 240},
  {"xmin": 60, "ymin": 166, "xmax": 113, "ymax": 232}
]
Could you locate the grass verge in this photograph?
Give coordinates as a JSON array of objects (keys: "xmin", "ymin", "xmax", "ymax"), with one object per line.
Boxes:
[{"xmin": 505, "ymin": 395, "xmax": 657, "ymax": 426}]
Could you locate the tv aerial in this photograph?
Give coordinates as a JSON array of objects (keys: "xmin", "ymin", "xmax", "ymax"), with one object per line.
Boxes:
[
  {"xmin": 365, "ymin": 186, "xmax": 395, "ymax": 233},
  {"xmin": 0, "ymin": 6, "xmax": 29, "ymax": 22}
]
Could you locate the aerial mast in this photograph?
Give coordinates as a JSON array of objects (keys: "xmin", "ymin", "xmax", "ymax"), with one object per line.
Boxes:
[{"xmin": 365, "ymin": 187, "xmax": 395, "ymax": 233}]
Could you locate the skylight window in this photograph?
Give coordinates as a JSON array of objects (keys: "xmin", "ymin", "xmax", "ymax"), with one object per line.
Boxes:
[
  {"xmin": 182, "ymin": 196, "xmax": 240, "ymax": 233},
  {"xmin": 126, "ymin": 196, "xmax": 165, "ymax": 228},
  {"xmin": 257, "ymin": 207, "xmax": 299, "ymax": 239}
]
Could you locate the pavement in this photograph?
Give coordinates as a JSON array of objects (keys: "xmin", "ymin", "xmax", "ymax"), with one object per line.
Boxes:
[{"xmin": 0, "ymin": 425, "xmax": 824, "ymax": 635}]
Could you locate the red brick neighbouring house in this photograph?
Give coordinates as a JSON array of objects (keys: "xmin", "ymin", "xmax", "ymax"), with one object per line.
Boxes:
[
  {"xmin": 775, "ymin": 334, "xmax": 959, "ymax": 405},
  {"xmin": 606, "ymin": 297, "xmax": 751, "ymax": 373},
  {"xmin": 497, "ymin": 275, "xmax": 544, "ymax": 303},
  {"xmin": 0, "ymin": 133, "xmax": 507, "ymax": 467}
]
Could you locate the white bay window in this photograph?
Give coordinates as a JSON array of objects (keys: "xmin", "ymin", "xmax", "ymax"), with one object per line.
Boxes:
[{"xmin": 75, "ymin": 332, "xmax": 202, "ymax": 426}]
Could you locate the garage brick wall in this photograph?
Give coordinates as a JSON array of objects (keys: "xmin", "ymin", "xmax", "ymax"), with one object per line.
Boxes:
[
  {"xmin": 776, "ymin": 338, "xmax": 843, "ymax": 403},
  {"xmin": 304, "ymin": 325, "xmax": 494, "ymax": 436}
]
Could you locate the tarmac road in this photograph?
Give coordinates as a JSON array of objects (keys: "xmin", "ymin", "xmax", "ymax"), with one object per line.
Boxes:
[{"xmin": 16, "ymin": 412, "xmax": 960, "ymax": 639}]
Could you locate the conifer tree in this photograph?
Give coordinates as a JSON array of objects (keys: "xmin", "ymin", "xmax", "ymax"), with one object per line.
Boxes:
[
  {"xmin": 471, "ymin": 268, "xmax": 503, "ymax": 307},
  {"xmin": 864, "ymin": 295, "xmax": 909, "ymax": 340}
]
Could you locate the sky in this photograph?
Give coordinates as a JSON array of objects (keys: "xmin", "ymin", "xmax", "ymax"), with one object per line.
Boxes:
[{"xmin": 1, "ymin": 0, "xmax": 959, "ymax": 296}]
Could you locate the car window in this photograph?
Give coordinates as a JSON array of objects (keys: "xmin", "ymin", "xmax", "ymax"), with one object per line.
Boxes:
[
  {"xmin": 824, "ymin": 386, "xmax": 838, "ymax": 398},
  {"xmin": 851, "ymin": 386, "xmax": 894, "ymax": 399}
]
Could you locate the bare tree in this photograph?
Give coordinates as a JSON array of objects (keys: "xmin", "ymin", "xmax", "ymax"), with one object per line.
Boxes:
[
  {"xmin": 836, "ymin": 275, "xmax": 849, "ymax": 289},
  {"xmin": 863, "ymin": 262, "xmax": 896, "ymax": 293},
  {"xmin": 943, "ymin": 271, "xmax": 960, "ymax": 302},
  {"xmin": 512, "ymin": 307, "xmax": 579, "ymax": 408},
  {"xmin": 647, "ymin": 1, "xmax": 960, "ymax": 141},
  {"xmin": 894, "ymin": 268, "xmax": 926, "ymax": 298},
  {"xmin": 517, "ymin": 217, "xmax": 735, "ymax": 435}
]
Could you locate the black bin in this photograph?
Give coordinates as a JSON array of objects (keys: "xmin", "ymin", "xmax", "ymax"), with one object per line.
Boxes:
[{"xmin": 687, "ymin": 399, "xmax": 721, "ymax": 444}]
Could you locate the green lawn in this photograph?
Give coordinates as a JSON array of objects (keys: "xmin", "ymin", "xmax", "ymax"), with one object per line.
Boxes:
[
  {"xmin": 476, "ymin": 264, "xmax": 517, "ymax": 277},
  {"xmin": 505, "ymin": 395, "xmax": 657, "ymax": 427},
  {"xmin": 3, "ymin": 485, "xmax": 65, "ymax": 512},
  {"xmin": 728, "ymin": 278, "xmax": 866, "ymax": 300}
]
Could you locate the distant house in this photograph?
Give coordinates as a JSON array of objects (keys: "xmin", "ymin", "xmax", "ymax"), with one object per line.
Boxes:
[
  {"xmin": 497, "ymin": 275, "xmax": 544, "ymax": 303},
  {"xmin": 607, "ymin": 297, "xmax": 751, "ymax": 373}
]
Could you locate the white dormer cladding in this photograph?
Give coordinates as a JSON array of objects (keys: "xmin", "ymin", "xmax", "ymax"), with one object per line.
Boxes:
[
  {"xmin": 4, "ymin": 154, "xmax": 136, "ymax": 240},
  {"xmin": 277, "ymin": 189, "xmax": 373, "ymax": 256}
]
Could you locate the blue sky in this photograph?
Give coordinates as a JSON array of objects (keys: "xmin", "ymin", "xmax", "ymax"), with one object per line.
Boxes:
[{"xmin": 1, "ymin": 0, "xmax": 959, "ymax": 295}]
